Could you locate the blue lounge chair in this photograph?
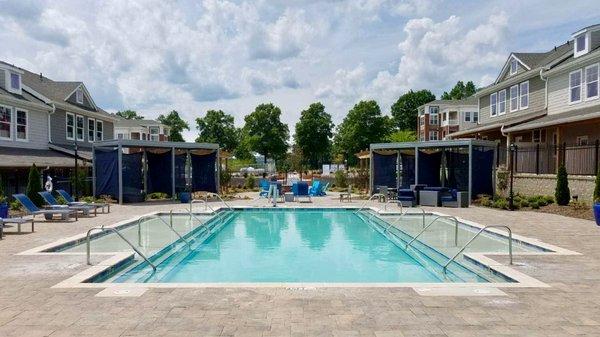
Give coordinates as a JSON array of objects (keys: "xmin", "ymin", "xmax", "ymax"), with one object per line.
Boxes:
[
  {"xmin": 292, "ymin": 182, "xmax": 311, "ymax": 202},
  {"xmin": 38, "ymin": 191, "xmax": 96, "ymax": 216},
  {"xmin": 308, "ymin": 180, "xmax": 322, "ymax": 196},
  {"xmin": 396, "ymin": 189, "xmax": 416, "ymax": 207},
  {"xmin": 13, "ymin": 194, "xmax": 77, "ymax": 221},
  {"xmin": 258, "ymin": 179, "xmax": 270, "ymax": 198},
  {"xmin": 56, "ymin": 189, "xmax": 110, "ymax": 213},
  {"xmin": 320, "ymin": 182, "xmax": 330, "ymax": 196}
]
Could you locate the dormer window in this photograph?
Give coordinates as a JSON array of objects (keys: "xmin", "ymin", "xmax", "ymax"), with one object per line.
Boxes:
[
  {"xmin": 76, "ymin": 88, "xmax": 83, "ymax": 104},
  {"xmin": 10, "ymin": 73, "xmax": 20, "ymax": 90},
  {"xmin": 574, "ymin": 33, "xmax": 590, "ymax": 58},
  {"xmin": 509, "ymin": 58, "xmax": 518, "ymax": 75}
]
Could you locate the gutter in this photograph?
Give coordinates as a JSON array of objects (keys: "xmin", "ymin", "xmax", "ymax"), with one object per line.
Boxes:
[{"xmin": 48, "ymin": 103, "xmax": 55, "ymax": 143}]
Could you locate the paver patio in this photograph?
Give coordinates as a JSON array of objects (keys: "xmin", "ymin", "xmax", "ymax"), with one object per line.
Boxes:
[{"xmin": 1, "ymin": 192, "xmax": 599, "ymax": 336}]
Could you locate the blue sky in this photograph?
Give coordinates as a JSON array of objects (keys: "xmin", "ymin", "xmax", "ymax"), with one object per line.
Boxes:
[{"xmin": 1, "ymin": 0, "xmax": 599, "ymax": 141}]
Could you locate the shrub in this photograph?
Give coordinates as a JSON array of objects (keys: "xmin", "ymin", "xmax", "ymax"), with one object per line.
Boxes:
[
  {"xmin": 492, "ymin": 198, "xmax": 509, "ymax": 210},
  {"xmin": 147, "ymin": 192, "xmax": 169, "ymax": 200},
  {"xmin": 0, "ymin": 175, "xmax": 6, "ymax": 203},
  {"xmin": 496, "ymin": 168, "xmax": 509, "ymax": 195},
  {"xmin": 543, "ymin": 195, "xmax": 554, "ymax": 205},
  {"xmin": 334, "ymin": 170, "xmax": 348, "ymax": 188},
  {"xmin": 479, "ymin": 195, "xmax": 493, "ymax": 207},
  {"xmin": 26, "ymin": 164, "xmax": 44, "ymax": 207},
  {"xmin": 520, "ymin": 199, "xmax": 530, "ymax": 208},
  {"xmin": 244, "ymin": 175, "xmax": 256, "ymax": 189},
  {"xmin": 9, "ymin": 200, "xmax": 21, "ymax": 211},
  {"xmin": 594, "ymin": 167, "xmax": 600, "ymax": 203},
  {"xmin": 530, "ymin": 201, "xmax": 540, "ymax": 209},
  {"xmin": 555, "ymin": 165, "xmax": 570, "ymax": 206},
  {"xmin": 81, "ymin": 196, "xmax": 96, "ymax": 203}
]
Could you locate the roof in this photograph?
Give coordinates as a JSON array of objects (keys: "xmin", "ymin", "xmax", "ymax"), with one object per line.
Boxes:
[
  {"xmin": 572, "ymin": 24, "xmax": 600, "ymax": 36},
  {"xmin": 0, "ymin": 147, "xmax": 82, "ymax": 168},
  {"xmin": 370, "ymin": 139, "xmax": 497, "ymax": 150},
  {"xmin": 0, "ymin": 86, "xmax": 48, "ymax": 106},
  {"xmin": 93, "ymin": 139, "xmax": 219, "ymax": 150},
  {"xmin": 419, "ymin": 96, "xmax": 477, "ymax": 109},
  {"xmin": 113, "ymin": 117, "xmax": 166, "ymax": 128},
  {"xmin": 503, "ymin": 106, "xmax": 600, "ymax": 133},
  {"xmin": 513, "ymin": 41, "xmax": 573, "ymax": 69},
  {"xmin": 449, "ymin": 109, "xmax": 547, "ymax": 138}
]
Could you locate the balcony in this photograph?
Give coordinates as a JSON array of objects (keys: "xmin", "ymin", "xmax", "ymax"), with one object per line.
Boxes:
[{"xmin": 441, "ymin": 118, "xmax": 459, "ymax": 127}]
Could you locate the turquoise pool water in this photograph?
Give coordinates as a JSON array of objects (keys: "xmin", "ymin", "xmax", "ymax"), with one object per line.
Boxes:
[{"xmin": 109, "ymin": 209, "xmax": 495, "ymax": 284}]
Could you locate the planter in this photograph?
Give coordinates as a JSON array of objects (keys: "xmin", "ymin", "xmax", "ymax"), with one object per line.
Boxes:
[
  {"xmin": 594, "ymin": 203, "xmax": 600, "ymax": 226},
  {"xmin": 179, "ymin": 192, "xmax": 191, "ymax": 204},
  {"xmin": 0, "ymin": 202, "xmax": 8, "ymax": 219}
]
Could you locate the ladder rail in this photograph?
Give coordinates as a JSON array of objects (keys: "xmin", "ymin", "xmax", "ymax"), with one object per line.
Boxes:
[
  {"xmin": 354, "ymin": 193, "xmax": 386, "ymax": 214},
  {"xmin": 384, "ymin": 207, "xmax": 427, "ymax": 232},
  {"xmin": 86, "ymin": 225, "xmax": 157, "ymax": 271},
  {"xmin": 169, "ymin": 209, "xmax": 206, "ymax": 229},
  {"xmin": 442, "ymin": 225, "xmax": 513, "ymax": 273},
  {"xmin": 137, "ymin": 214, "xmax": 190, "ymax": 247},
  {"xmin": 207, "ymin": 192, "xmax": 232, "ymax": 210},
  {"xmin": 189, "ymin": 199, "xmax": 214, "ymax": 213},
  {"xmin": 405, "ymin": 215, "xmax": 459, "ymax": 249}
]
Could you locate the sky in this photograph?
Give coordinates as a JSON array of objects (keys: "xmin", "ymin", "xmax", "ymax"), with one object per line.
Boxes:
[{"xmin": 1, "ymin": 0, "xmax": 599, "ymax": 141}]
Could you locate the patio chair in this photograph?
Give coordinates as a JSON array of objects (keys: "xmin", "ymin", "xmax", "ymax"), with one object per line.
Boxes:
[
  {"xmin": 396, "ymin": 189, "xmax": 416, "ymax": 207},
  {"xmin": 38, "ymin": 191, "xmax": 96, "ymax": 216},
  {"xmin": 13, "ymin": 194, "xmax": 77, "ymax": 221},
  {"xmin": 441, "ymin": 189, "xmax": 469, "ymax": 208},
  {"xmin": 308, "ymin": 180, "xmax": 322, "ymax": 197},
  {"xmin": 0, "ymin": 217, "xmax": 35, "ymax": 239},
  {"xmin": 258, "ymin": 179, "xmax": 270, "ymax": 198},
  {"xmin": 56, "ymin": 189, "xmax": 110, "ymax": 213},
  {"xmin": 292, "ymin": 182, "xmax": 311, "ymax": 203},
  {"xmin": 320, "ymin": 182, "xmax": 330, "ymax": 196},
  {"xmin": 339, "ymin": 185, "xmax": 352, "ymax": 202}
]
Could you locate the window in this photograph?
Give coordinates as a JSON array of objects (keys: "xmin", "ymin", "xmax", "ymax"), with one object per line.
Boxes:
[
  {"xmin": 585, "ymin": 64, "xmax": 599, "ymax": 100},
  {"xmin": 96, "ymin": 120, "xmax": 103, "ymax": 141},
  {"xmin": 419, "ymin": 116, "xmax": 424, "ymax": 126},
  {"xmin": 429, "ymin": 114, "xmax": 438, "ymax": 125},
  {"xmin": 88, "ymin": 118, "xmax": 95, "ymax": 142},
  {"xmin": 574, "ymin": 33, "xmax": 589, "ymax": 57},
  {"xmin": 76, "ymin": 88, "xmax": 83, "ymax": 104},
  {"xmin": 498, "ymin": 90, "xmax": 506, "ymax": 115},
  {"xmin": 16, "ymin": 110, "xmax": 27, "ymax": 141},
  {"xmin": 490, "ymin": 93, "xmax": 497, "ymax": 117},
  {"xmin": 576, "ymin": 135, "xmax": 589, "ymax": 146},
  {"xmin": 473, "ymin": 111, "xmax": 479, "ymax": 123},
  {"xmin": 510, "ymin": 58, "xmax": 518, "ymax": 75},
  {"xmin": 520, "ymin": 81, "xmax": 529, "ymax": 109},
  {"xmin": 428, "ymin": 131, "xmax": 438, "ymax": 141},
  {"xmin": 149, "ymin": 126, "xmax": 160, "ymax": 141},
  {"xmin": 117, "ymin": 133, "xmax": 124, "ymax": 140},
  {"xmin": 429, "ymin": 106, "xmax": 439, "ymax": 114},
  {"xmin": 532, "ymin": 129, "xmax": 546, "ymax": 143},
  {"xmin": 66, "ymin": 113, "xmax": 75, "ymax": 140},
  {"xmin": 0, "ymin": 106, "xmax": 11, "ymax": 139},
  {"xmin": 464, "ymin": 111, "xmax": 471, "ymax": 122},
  {"xmin": 570, "ymin": 70, "xmax": 582, "ymax": 103},
  {"xmin": 76, "ymin": 115, "xmax": 84, "ymax": 141},
  {"xmin": 10, "ymin": 73, "xmax": 20, "ymax": 90},
  {"xmin": 510, "ymin": 85, "xmax": 519, "ymax": 112}
]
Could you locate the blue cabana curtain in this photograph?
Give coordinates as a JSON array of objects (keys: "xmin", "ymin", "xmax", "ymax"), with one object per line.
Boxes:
[
  {"xmin": 191, "ymin": 151, "xmax": 217, "ymax": 193},
  {"xmin": 174, "ymin": 153, "xmax": 188, "ymax": 194},
  {"xmin": 94, "ymin": 148, "xmax": 118, "ymax": 199},
  {"xmin": 399, "ymin": 152, "xmax": 415, "ymax": 188},
  {"xmin": 471, "ymin": 146, "xmax": 495, "ymax": 197},
  {"xmin": 146, "ymin": 150, "xmax": 173, "ymax": 196},
  {"xmin": 122, "ymin": 152, "xmax": 144, "ymax": 203},
  {"xmin": 445, "ymin": 148, "xmax": 469, "ymax": 191},
  {"xmin": 372, "ymin": 151, "xmax": 397, "ymax": 192},
  {"xmin": 417, "ymin": 150, "xmax": 442, "ymax": 187}
]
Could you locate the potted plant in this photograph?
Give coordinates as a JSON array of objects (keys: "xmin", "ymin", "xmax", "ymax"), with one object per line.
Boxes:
[
  {"xmin": 0, "ymin": 176, "xmax": 8, "ymax": 219},
  {"xmin": 593, "ymin": 167, "xmax": 600, "ymax": 226}
]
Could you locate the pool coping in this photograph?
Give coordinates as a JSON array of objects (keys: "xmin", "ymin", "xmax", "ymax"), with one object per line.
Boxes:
[{"xmin": 19, "ymin": 205, "xmax": 581, "ymax": 291}]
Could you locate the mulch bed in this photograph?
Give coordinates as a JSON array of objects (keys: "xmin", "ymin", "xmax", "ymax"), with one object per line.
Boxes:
[{"xmin": 531, "ymin": 204, "xmax": 595, "ymax": 221}]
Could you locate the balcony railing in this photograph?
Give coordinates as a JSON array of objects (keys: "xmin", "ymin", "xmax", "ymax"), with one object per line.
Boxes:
[{"xmin": 441, "ymin": 119, "xmax": 458, "ymax": 126}]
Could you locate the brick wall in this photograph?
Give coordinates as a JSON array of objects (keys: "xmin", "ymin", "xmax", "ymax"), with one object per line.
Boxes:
[{"xmin": 513, "ymin": 173, "xmax": 596, "ymax": 202}]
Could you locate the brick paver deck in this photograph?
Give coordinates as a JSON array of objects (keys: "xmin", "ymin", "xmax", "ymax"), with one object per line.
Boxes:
[{"xmin": 1, "ymin": 193, "xmax": 599, "ymax": 336}]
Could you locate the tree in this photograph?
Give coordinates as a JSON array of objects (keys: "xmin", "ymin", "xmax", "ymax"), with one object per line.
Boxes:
[
  {"xmin": 333, "ymin": 100, "xmax": 392, "ymax": 167},
  {"xmin": 294, "ymin": 102, "xmax": 334, "ymax": 169},
  {"xmin": 391, "ymin": 90, "xmax": 435, "ymax": 131},
  {"xmin": 26, "ymin": 164, "xmax": 44, "ymax": 207},
  {"xmin": 241, "ymin": 103, "xmax": 289, "ymax": 163},
  {"xmin": 116, "ymin": 109, "xmax": 143, "ymax": 120},
  {"xmin": 594, "ymin": 167, "xmax": 600, "ymax": 202},
  {"xmin": 386, "ymin": 130, "xmax": 417, "ymax": 142},
  {"xmin": 195, "ymin": 110, "xmax": 239, "ymax": 151},
  {"xmin": 157, "ymin": 110, "xmax": 189, "ymax": 142},
  {"xmin": 441, "ymin": 80, "xmax": 477, "ymax": 100},
  {"xmin": 555, "ymin": 164, "xmax": 570, "ymax": 206}
]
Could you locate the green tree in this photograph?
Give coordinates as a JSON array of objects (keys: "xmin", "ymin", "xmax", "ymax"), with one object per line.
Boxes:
[
  {"xmin": 593, "ymin": 167, "xmax": 600, "ymax": 202},
  {"xmin": 333, "ymin": 100, "xmax": 392, "ymax": 167},
  {"xmin": 391, "ymin": 90, "xmax": 436, "ymax": 131},
  {"xmin": 555, "ymin": 164, "xmax": 571, "ymax": 206},
  {"xmin": 0, "ymin": 174, "xmax": 6, "ymax": 203},
  {"xmin": 386, "ymin": 130, "xmax": 417, "ymax": 142},
  {"xmin": 241, "ymin": 103, "xmax": 289, "ymax": 164},
  {"xmin": 195, "ymin": 110, "xmax": 239, "ymax": 151},
  {"xmin": 26, "ymin": 164, "xmax": 44, "ymax": 207},
  {"xmin": 441, "ymin": 80, "xmax": 477, "ymax": 100},
  {"xmin": 157, "ymin": 110, "xmax": 189, "ymax": 142},
  {"xmin": 294, "ymin": 102, "xmax": 334, "ymax": 169},
  {"xmin": 116, "ymin": 109, "xmax": 143, "ymax": 120}
]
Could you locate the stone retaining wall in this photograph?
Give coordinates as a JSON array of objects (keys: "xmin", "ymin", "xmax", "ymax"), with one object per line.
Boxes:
[{"xmin": 513, "ymin": 173, "xmax": 596, "ymax": 202}]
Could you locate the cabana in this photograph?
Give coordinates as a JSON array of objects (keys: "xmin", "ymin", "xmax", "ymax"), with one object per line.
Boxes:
[
  {"xmin": 370, "ymin": 140, "xmax": 497, "ymax": 202},
  {"xmin": 92, "ymin": 139, "xmax": 220, "ymax": 204}
]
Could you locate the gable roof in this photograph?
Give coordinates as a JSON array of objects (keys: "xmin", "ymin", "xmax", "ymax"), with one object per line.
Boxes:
[
  {"xmin": 419, "ymin": 96, "xmax": 477, "ymax": 109},
  {"xmin": 495, "ymin": 42, "xmax": 573, "ymax": 84},
  {"xmin": 114, "ymin": 117, "xmax": 168, "ymax": 129}
]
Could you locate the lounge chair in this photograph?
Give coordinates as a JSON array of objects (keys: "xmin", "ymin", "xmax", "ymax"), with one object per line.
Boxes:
[
  {"xmin": 258, "ymin": 179, "xmax": 270, "ymax": 198},
  {"xmin": 308, "ymin": 180, "xmax": 322, "ymax": 196},
  {"xmin": 441, "ymin": 189, "xmax": 469, "ymax": 208},
  {"xmin": 0, "ymin": 217, "xmax": 34, "ymax": 239},
  {"xmin": 396, "ymin": 189, "xmax": 416, "ymax": 207},
  {"xmin": 292, "ymin": 182, "xmax": 311, "ymax": 203},
  {"xmin": 56, "ymin": 189, "xmax": 110, "ymax": 213},
  {"xmin": 13, "ymin": 194, "xmax": 77, "ymax": 221},
  {"xmin": 320, "ymin": 182, "xmax": 330, "ymax": 196},
  {"xmin": 38, "ymin": 191, "xmax": 97, "ymax": 216}
]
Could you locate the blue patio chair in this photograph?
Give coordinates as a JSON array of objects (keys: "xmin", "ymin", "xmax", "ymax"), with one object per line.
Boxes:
[
  {"xmin": 293, "ymin": 182, "xmax": 311, "ymax": 202},
  {"xmin": 319, "ymin": 182, "xmax": 330, "ymax": 196},
  {"xmin": 396, "ymin": 188, "xmax": 416, "ymax": 207},
  {"xmin": 56, "ymin": 189, "xmax": 110, "ymax": 213},
  {"xmin": 308, "ymin": 180, "xmax": 322, "ymax": 197},
  {"xmin": 38, "ymin": 191, "xmax": 96, "ymax": 216},
  {"xmin": 258, "ymin": 179, "xmax": 270, "ymax": 198},
  {"xmin": 13, "ymin": 194, "xmax": 77, "ymax": 221},
  {"xmin": 441, "ymin": 189, "xmax": 469, "ymax": 208}
]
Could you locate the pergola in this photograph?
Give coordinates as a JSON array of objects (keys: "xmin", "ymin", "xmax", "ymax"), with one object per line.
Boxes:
[
  {"xmin": 92, "ymin": 139, "xmax": 220, "ymax": 204},
  {"xmin": 369, "ymin": 139, "xmax": 497, "ymax": 200}
]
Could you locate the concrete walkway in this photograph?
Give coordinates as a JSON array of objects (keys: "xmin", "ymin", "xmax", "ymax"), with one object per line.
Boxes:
[{"xmin": 1, "ymin": 193, "xmax": 599, "ymax": 336}]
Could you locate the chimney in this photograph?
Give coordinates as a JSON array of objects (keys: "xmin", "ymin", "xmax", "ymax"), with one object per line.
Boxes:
[{"xmin": 39, "ymin": 73, "xmax": 43, "ymax": 81}]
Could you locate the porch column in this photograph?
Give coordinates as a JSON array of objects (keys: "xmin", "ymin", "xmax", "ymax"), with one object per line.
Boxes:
[
  {"xmin": 555, "ymin": 126, "xmax": 563, "ymax": 172},
  {"xmin": 118, "ymin": 143, "xmax": 123, "ymax": 205},
  {"xmin": 505, "ymin": 132, "xmax": 512, "ymax": 168}
]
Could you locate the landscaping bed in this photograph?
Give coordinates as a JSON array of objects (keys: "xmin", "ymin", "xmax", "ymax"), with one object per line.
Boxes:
[{"xmin": 474, "ymin": 194, "xmax": 594, "ymax": 221}]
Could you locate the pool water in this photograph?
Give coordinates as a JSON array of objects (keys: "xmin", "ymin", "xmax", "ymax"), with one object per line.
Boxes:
[{"xmin": 108, "ymin": 209, "xmax": 500, "ymax": 284}]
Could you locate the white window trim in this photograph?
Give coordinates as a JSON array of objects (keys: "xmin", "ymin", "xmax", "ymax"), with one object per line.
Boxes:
[
  {"xmin": 585, "ymin": 63, "xmax": 599, "ymax": 101},
  {"xmin": 464, "ymin": 111, "xmax": 471, "ymax": 122},
  {"xmin": 76, "ymin": 88, "xmax": 84, "ymax": 104},
  {"xmin": 76, "ymin": 115, "xmax": 85, "ymax": 141},
  {"xmin": 569, "ymin": 69, "xmax": 583, "ymax": 104},
  {"xmin": 0, "ymin": 104, "xmax": 12, "ymax": 140},
  {"xmin": 96, "ymin": 120, "xmax": 104, "ymax": 141},
  {"xmin": 7, "ymin": 72, "xmax": 22, "ymax": 94},
  {"xmin": 66, "ymin": 112, "xmax": 75, "ymax": 140},
  {"xmin": 498, "ymin": 89, "xmax": 507, "ymax": 115},
  {"xmin": 473, "ymin": 111, "xmax": 479, "ymax": 123},
  {"xmin": 15, "ymin": 109, "xmax": 28, "ymax": 142},
  {"xmin": 574, "ymin": 33, "xmax": 590, "ymax": 58},
  {"xmin": 509, "ymin": 58, "xmax": 518, "ymax": 75},
  {"xmin": 88, "ymin": 117, "xmax": 95, "ymax": 142},
  {"xmin": 519, "ymin": 81, "xmax": 529, "ymax": 109},
  {"xmin": 490, "ymin": 93, "xmax": 497, "ymax": 117},
  {"xmin": 576, "ymin": 135, "xmax": 589, "ymax": 146},
  {"xmin": 509, "ymin": 85, "xmax": 519, "ymax": 112},
  {"xmin": 428, "ymin": 131, "xmax": 438, "ymax": 141}
]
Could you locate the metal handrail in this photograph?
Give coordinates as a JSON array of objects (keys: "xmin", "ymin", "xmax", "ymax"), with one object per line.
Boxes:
[
  {"xmin": 442, "ymin": 225, "xmax": 513, "ymax": 273},
  {"xmin": 137, "ymin": 214, "xmax": 190, "ymax": 247},
  {"xmin": 207, "ymin": 192, "xmax": 232, "ymax": 210},
  {"xmin": 354, "ymin": 193, "xmax": 385, "ymax": 214},
  {"xmin": 169, "ymin": 209, "xmax": 206, "ymax": 228},
  {"xmin": 384, "ymin": 207, "xmax": 426, "ymax": 232},
  {"xmin": 384, "ymin": 199, "xmax": 402, "ymax": 212},
  {"xmin": 86, "ymin": 225, "xmax": 156, "ymax": 271},
  {"xmin": 405, "ymin": 215, "xmax": 459, "ymax": 248},
  {"xmin": 189, "ymin": 199, "xmax": 214, "ymax": 212}
]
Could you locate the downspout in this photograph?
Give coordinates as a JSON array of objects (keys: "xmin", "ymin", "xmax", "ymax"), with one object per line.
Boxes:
[{"xmin": 48, "ymin": 103, "xmax": 56, "ymax": 143}]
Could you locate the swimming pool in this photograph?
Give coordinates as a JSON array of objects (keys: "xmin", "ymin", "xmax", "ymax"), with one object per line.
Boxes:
[{"xmin": 73, "ymin": 208, "xmax": 546, "ymax": 284}]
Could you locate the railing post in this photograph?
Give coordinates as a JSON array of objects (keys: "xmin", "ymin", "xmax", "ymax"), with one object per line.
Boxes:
[{"xmin": 535, "ymin": 143, "xmax": 540, "ymax": 175}]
